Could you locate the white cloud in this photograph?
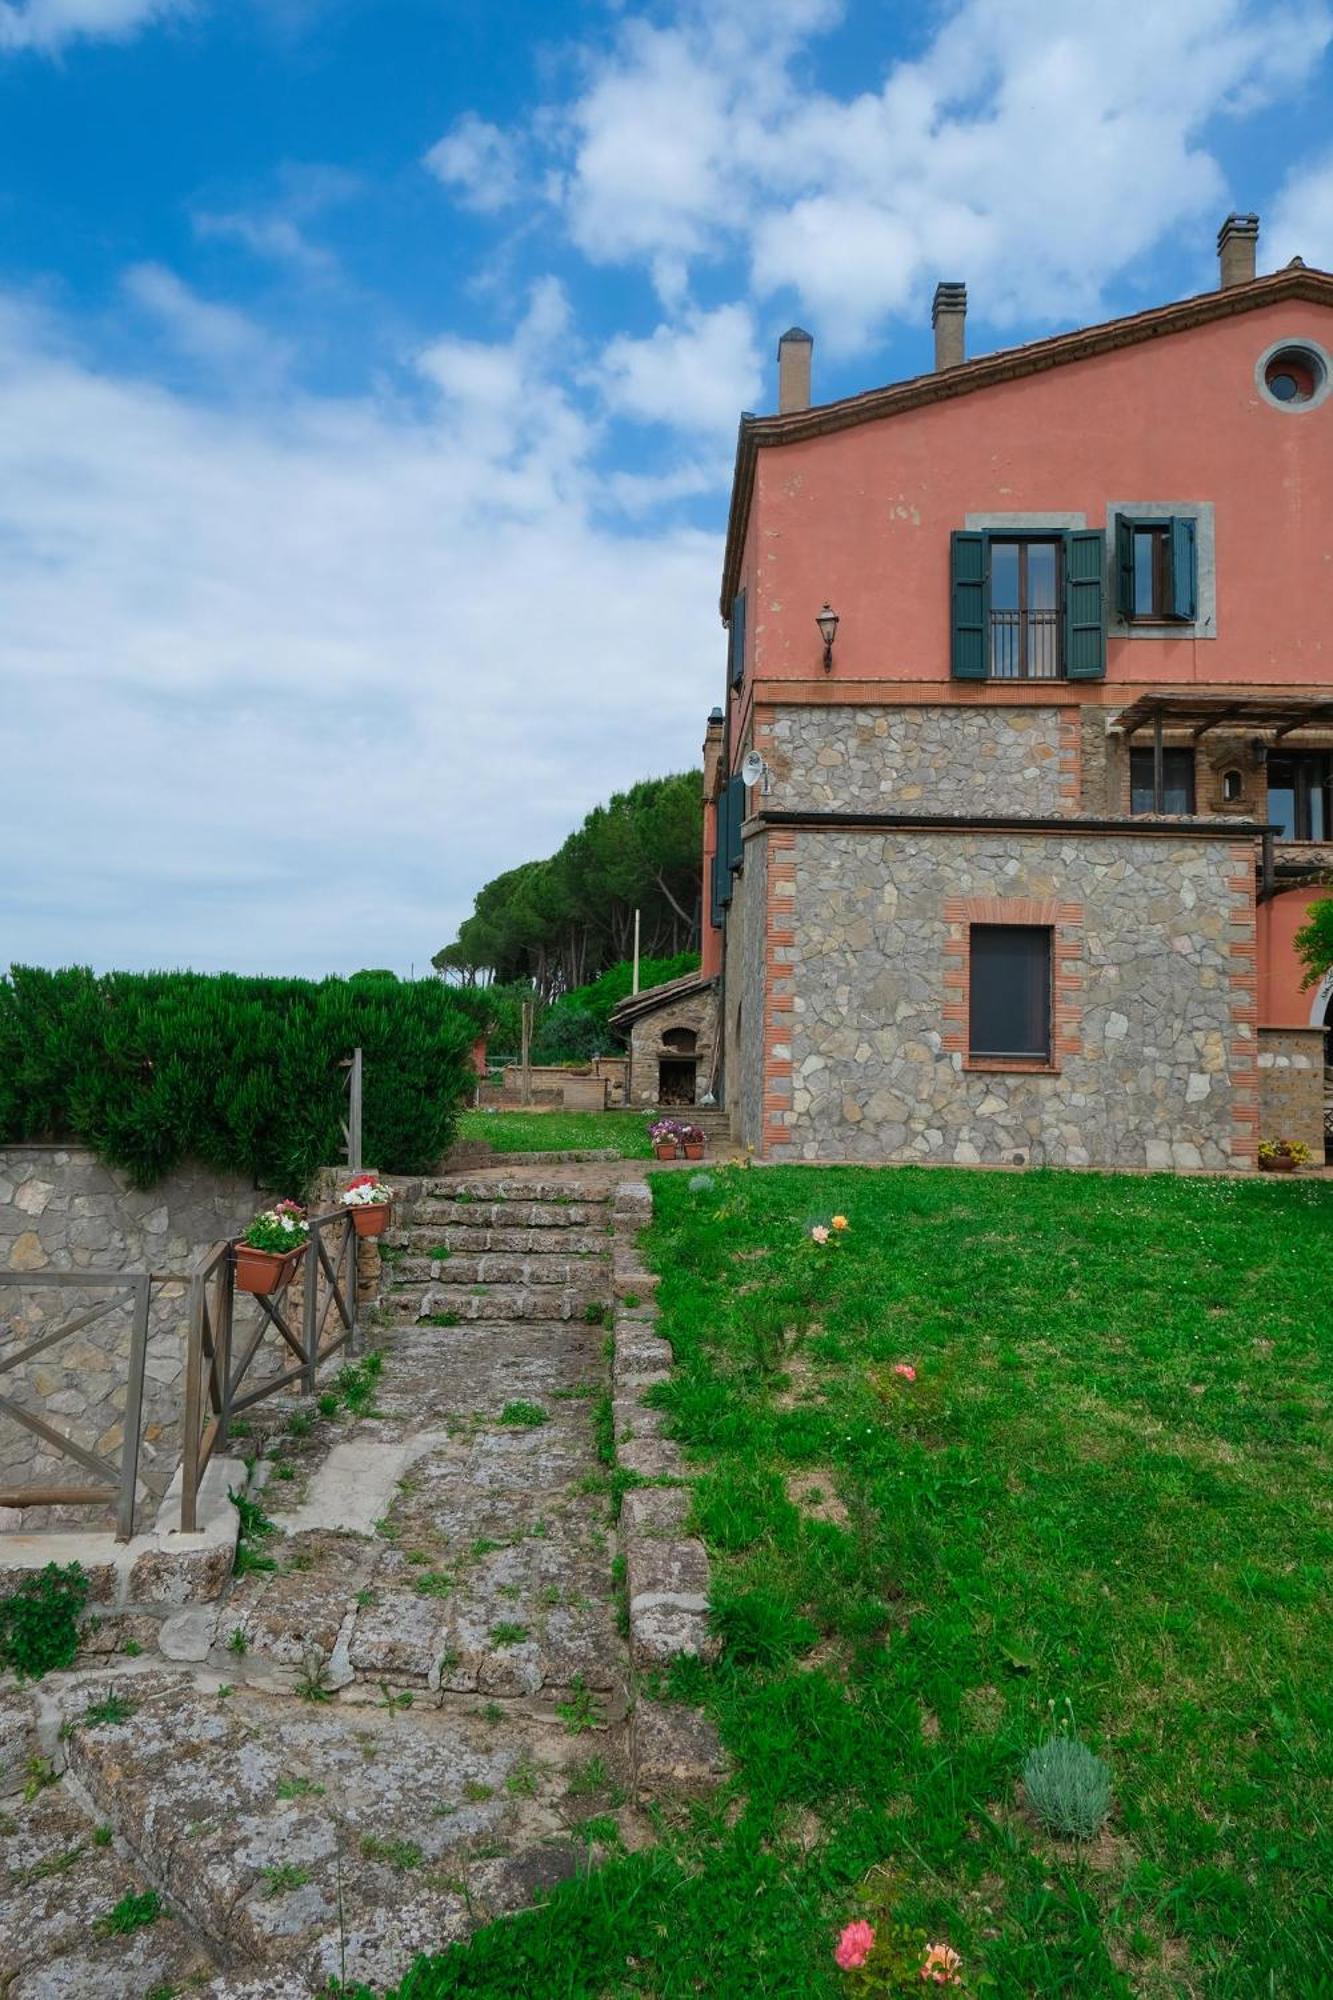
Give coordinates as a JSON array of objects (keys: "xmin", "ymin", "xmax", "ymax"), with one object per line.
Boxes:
[
  {"xmin": 194, "ymin": 210, "xmax": 330, "ymax": 274},
  {"xmin": 1269, "ymin": 148, "xmax": 1333, "ymax": 269},
  {"xmin": 599, "ymin": 302, "xmax": 761, "ymax": 438},
  {"xmin": 0, "ymin": 286, "xmax": 719, "ymax": 975},
  {"xmin": 425, "ymin": 113, "xmax": 522, "ymax": 214},
  {"xmin": 0, "ymin": 0, "xmax": 184, "ymax": 52},
  {"xmin": 548, "ymin": 0, "xmax": 1333, "ymax": 349},
  {"xmin": 123, "ymin": 263, "xmax": 290, "ymax": 384}
]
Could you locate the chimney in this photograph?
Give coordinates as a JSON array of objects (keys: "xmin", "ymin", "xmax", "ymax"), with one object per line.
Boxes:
[
  {"xmin": 932, "ymin": 282, "xmax": 967, "ymax": 370},
  {"xmin": 702, "ymin": 707, "xmax": 725, "ymax": 796},
  {"xmin": 1217, "ymin": 213, "xmax": 1259, "ymax": 289},
  {"xmin": 777, "ymin": 326, "xmax": 813, "ymax": 413}
]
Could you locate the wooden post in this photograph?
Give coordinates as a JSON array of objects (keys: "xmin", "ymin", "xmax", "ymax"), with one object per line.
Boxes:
[
  {"xmin": 181, "ymin": 1268, "xmax": 205, "ymax": 1533},
  {"xmin": 302, "ymin": 1220, "xmax": 320, "ymax": 1395},
  {"xmin": 347, "ymin": 1047, "xmax": 363, "ymax": 1172},
  {"xmin": 1153, "ymin": 713, "xmax": 1165, "ymax": 814},
  {"xmin": 632, "ymin": 909, "xmax": 641, "ymax": 996},
  {"xmin": 116, "ymin": 1273, "xmax": 151, "ymax": 1542}
]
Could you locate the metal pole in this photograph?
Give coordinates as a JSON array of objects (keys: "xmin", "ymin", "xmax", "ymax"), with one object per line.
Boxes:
[
  {"xmin": 520, "ymin": 1001, "xmax": 532, "ymax": 1107},
  {"xmin": 116, "ymin": 1274, "xmax": 151, "ymax": 1542},
  {"xmin": 348, "ymin": 1048, "xmax": 363, "ymax": 1173},
  {"xmin": 632, "ymin": 909, "xmax": 641, "ymax": 996},
  {"xmin": 1153, "ymin": 713, "xmax": 1165, "ymax": 814}
]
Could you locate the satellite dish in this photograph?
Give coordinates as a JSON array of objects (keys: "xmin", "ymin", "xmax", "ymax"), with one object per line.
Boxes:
[{"xmin": 740, "ymin": 749, "xmax": 766, "ymax": 789}]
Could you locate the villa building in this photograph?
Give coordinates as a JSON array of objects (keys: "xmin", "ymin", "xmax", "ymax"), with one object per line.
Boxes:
[{"xmin": 689, "ymin": 215, "xmax": 1333, "ymax": 1170}]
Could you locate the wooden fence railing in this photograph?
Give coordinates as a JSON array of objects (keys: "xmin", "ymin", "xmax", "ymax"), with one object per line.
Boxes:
[
  {"xmin": 0, "ymin": 1270, "xmax": 152, "ymax": 1541},
  {"xmin": 179, "ymin": 1208, "xmax": 359, "ymax": 1532}
]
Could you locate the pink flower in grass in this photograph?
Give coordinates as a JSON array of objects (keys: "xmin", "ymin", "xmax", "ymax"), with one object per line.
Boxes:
[
  {"xmin": 920, "ymin": 1942, "xmax": 963, "ymax": 1985},
  {"xmin": 892, "ymin": 1362, "xmax": 917, "ymax": 1382},
  {"xmin": 835, "ymin": 1920, "xmax": 876, "ymax": 1971},
  {"xmin": 811, "ymin": 1225, "xmax": 830, "ymax": 1244}
]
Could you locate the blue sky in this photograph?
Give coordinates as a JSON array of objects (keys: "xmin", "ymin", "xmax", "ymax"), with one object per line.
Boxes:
[{"xmin": 3, "ymin": 0, "xmax": 1332, "ymax": 976}]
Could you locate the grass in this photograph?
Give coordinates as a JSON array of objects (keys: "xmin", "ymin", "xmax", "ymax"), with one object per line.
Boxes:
[
  {"xmin": 456, "ymin": 1109, "xmax": 652, "ymax": 1158},
  {"xmin": 380, "ymin": 1162, "xmax": 1333, "ymax": 2000}
]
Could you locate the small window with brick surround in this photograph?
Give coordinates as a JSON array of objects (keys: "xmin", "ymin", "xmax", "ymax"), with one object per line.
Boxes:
[{"xmin": 969, "ymin": 925, "xmax": 1052, "ymax": 1063}]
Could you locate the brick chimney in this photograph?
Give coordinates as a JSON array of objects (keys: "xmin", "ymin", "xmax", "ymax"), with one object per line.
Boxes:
[
  {"xmin": 777, "ymin": 327, "xmax": 813, "ymax": 413},
  {"xmin": 702, "ymin": 707, "xmax": 725, "ymax": 797},
  {"xmin": 932, "ymin": 282, "xmax": 967, "ymax": 369},
  {"xmin": 1217, "ymin": 213, "xmax": 1259, "ymax": 289}
]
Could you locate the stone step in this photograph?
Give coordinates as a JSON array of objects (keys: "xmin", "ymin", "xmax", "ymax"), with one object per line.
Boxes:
[
  {"xmin": 400, "ymin": 1200, "xmax": 610, "ymax": 1231},
  {"xmin": 384, "ymin": 1286, "xmax": 610, "ymax": 1325},
  {"xmin": 389, "ymin": 1252, "xmax": 609, "ymax": 1286},
  {"xmin": 390, "ymin": 1223, "xmax": 611, "ymax": 1258},
  {"xmin": 419, "ymin": 1179, "xmax": 612, "ymax": 1205}
]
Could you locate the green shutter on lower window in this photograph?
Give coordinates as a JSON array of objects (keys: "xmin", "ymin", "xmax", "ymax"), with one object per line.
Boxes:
[
  {"xmin": 950, "ymin": 531, "xmax": 988, "ymax": 679},
  {"xmin": 1114, "ymin": 515, "xmax": 1135, "ymax": 619},
  {"xmin": 726, "ymin": 774, "xmax": 746, "ymax": 872},
  {"xmin": 728, "ymin": 590, "xmax": 747, "ymax": 689},
  {"xmin": 1064, "ymin": 529, "xmax": 1106, "ymax": 679},
  {"xmin": 1168, "ymin": 516, "xmax": 1197, "ymax": 621}
]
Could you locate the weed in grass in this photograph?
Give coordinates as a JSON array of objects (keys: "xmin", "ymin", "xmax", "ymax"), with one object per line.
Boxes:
[
  {"xmin": 505, "ymin": 1758, "xmax": 539, "ymax": 1798},
  {"xmin": 490, "ymin": 1622, "xmax": 529, "ymax": 1646},
  {"xmin": 230, "ymin": 1488, "xmax": 278, "ymax": 1578},
  {"xmin": 379, "ymin": 1684, "xmax": 414, "ymax": 1711},
  {"xmin": 23, "ymin": 1757, "xmax": 56, "ymax": 1803},
  {"xmin": 565, "ymin": 1755, "xmax": 616, "ymax": 1800},
  {"xmin": 93, "ymin": 1824, "xmax": 113, "ymax": 1847},
  {"xmin": 422, "ymin": 1311, "xmax": 460, "ymax": 1328},
  {"xmin": 499, "ymin": 1400, "xmax": 547, "ymax": 1427},
  {"xmin": 15, "ymin": 1844, "xmax": 84, "ymax": 1887},
  {"xmin": 413, "ymin": 1571, "xmax": 453, "ymax": 1598},
  {"xmin": 356, "ymin": 1589, "xmax": 379, "ymax": 1608},
  {"xmin": 226, "ymin": 1626, "xmax": 248, "ymax": 1657},
  {"xmin": 1022, "ymin": 1733, "xmax": 1113, "ymax": 1839},
  {"xmin": 556, "ymin": 1675, "xmax": 598, "ymax": 1735},
  {"xmin": 274, "ymin": 1462, "xmax": 296, "ymax": 1481},
  {"xmin": 622, "ymin": 1292, "xmax": 641, "ymax": 1309},
  {"xmin": 429, "ymin": 1244, "xmax": 452, "ymax": 1262},
  {"xmin": 359, "ymin": 1835, "xmax": 422, "ymax": 1871},
  {"xmin": 463, "ymin": 1780, "xmax": 494, "ymax": 1802},
  {"xmin": 317, "ymin": 1392, "xmax": 340, "ymax": 1418},
  {"xmin": 96, "ymin": 1890, "xmax": 161, "ymax": 1936},
  {"xmin": 592, "ymin": 1394, "xmax": 615, "ymax": 1466},
  {"xmin": 481, "ymin": 1702, "xmax": 505, "ymax": 1724},
  {"xmin": 288, "ymin": 1411, "xmax": 313, "ymax": 1438},
  {"xmin": 121, "ymin": 1637, "xmax": 143, "ymax": 1657},
  {"xmin": 0, "ymin": 1562, "xmax": 89, "ymax": 1680},
  {"xmin": 277, "ymin": 1776, "xmax": 325, "ymax": 1800},
  {"xmin": 406, "ymin": 1549, "xmax": 430, "ymax": 1566},
  {"xmin": 577, "ymin": 1814, "xmax": 622, "ymax": 1848},
  {"xmin": 215, "ymin": 1684, "xmax": 234, "ymax": 1699},
  {"xmin": 262, "ymin": 1863, "xmax": 312, "ymax": 1897},
  {"xmin": 82, "ymin": 1693, "xmax": 135, "ymax": 1727},
  {"xmin": 295, "ymin": 1648, "xmax": 333, "ymax": 1703}
]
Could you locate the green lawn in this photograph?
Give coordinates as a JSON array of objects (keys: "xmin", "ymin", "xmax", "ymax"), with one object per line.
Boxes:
[
  {"xmin": 455, "ymin": 1109, "xmax": 652, "ymax": 1158},
  {"xmin": 385, "ymin": 1164, "xmax": 1333, "ymax": 1999}
]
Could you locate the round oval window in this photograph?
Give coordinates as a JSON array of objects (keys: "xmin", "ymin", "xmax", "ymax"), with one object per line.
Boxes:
[{"xmin": 1260, "ymin": 343, "xmax": 1328, "ymax": 409}]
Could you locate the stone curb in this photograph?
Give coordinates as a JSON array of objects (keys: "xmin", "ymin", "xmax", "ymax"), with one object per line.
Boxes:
[{"xmin": 609, "ymin": 1179, "xmax": 726, "ymax": 1803}]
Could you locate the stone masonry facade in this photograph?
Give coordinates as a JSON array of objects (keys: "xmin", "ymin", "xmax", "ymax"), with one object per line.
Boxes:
[
  {"xmin": 754, "ymin": 702, "xmax": 1079, "ymax": 815},
  {"xmin": 1256, "ymin": 1026, "xmax": 1326, "ymax": 1159},
  {"xmin": 757, "ymin": 825, "xmax": 1256, "ymax": 1171},
  {"xmin": 0, "ymin": 1148, "xmax": 269, "ymax": 1527}
]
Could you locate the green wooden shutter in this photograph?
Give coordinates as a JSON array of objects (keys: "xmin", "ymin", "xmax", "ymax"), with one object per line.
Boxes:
[
  {"xmin": 1064, "ymin": 530, "xmax": 1106, "ymax": 679},
  {"xmin": 950, "ymin": 532, "xmax": 988, "ymax": 679},
  {"xmin": 728, "ymin": 590, "xmax": 747, "ymax": 689},
  {"xmin": 1114, "ymin": 515, "xmax": 1135, "ymax": 619},
  {"xmin": 715, "ymin": 793, "xmax": 734, "ymax": 909},
  {"xmin": 710, "ymin": 847, "xmax": 726, "ymax": 927},
  {"xmin": 727, "ymin": 774, "xmax": 746, "ymax": 872},
  {"xmin": 1168, "ymin": 517, "xmax": 1196, "ymax": 621}
]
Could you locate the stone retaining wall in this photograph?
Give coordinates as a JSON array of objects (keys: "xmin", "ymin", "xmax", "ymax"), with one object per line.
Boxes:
[
  {"xmin": 0, "ymin": 1148, "xmax": 271, "ymax": 1531},
  {"xmin": 770, "ymin": 826, "xmax": 1250, "ymax": 1170},
  {"xmin": 1257, "ymin": 1026, "xmax": 1326, "ymax": 1159},
  {"xmin": 610, "ymin": 1179, "xmax": 726, "ymax": 1800}
]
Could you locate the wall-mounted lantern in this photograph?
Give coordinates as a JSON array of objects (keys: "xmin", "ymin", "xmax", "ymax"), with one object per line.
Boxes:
[{"xmin": 816, "ymin": 602, "xmax": 840, "ymax": 672}]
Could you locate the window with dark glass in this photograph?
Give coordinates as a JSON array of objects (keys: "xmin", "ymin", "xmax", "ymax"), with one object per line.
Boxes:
[
  {"xmin": 1114, "ymin": 515, "xmax": 1196, "ymax": 622},
  {"xmin": 969, "ymin": 926, "xmax": 1052, "ymax": 1062},
  {"xmin": 1267, "ymin": 752, "xmax": 1333, "ymax": 841},
  {"xmin": 989, "ymin": 539, "xmax": 1061, "ymax": 679},
  {"xmin": 1130, "ymin": 747, "xmax": 1196, "ymax": 814}
]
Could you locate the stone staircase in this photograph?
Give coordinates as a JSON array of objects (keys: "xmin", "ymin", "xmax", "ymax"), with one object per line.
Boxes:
[{"xmin": 383, "ymin": 1176, "xmax": 613, "ymax": 1324}]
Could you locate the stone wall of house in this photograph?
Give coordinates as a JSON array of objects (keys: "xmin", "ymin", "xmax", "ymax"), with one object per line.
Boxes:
[
  {"xmin": 626, "ymin": 993, "xmax": 718, "ymax": 1107},
  {"xmin": 759, "ymin": 703, "xmax": 1072, "ymax": 815},
  {"xmin": 779, "ymin": 828, "xmax": 1248, "ymax": 1170},
  {"xmin": 1256, "ymin": 1027, "xmax": 1326, "ymax": 1159},
  {"xmin": 725, "ymin": 837, "xmax": 768, "ymax": 1150},
  {"xmin": 0, "ymin": 1148, "xmax": 269, "ymax": 1531}
]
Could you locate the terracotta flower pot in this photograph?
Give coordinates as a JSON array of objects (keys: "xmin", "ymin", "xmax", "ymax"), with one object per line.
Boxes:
[
  {"xmin": 1260, "ymin": 1155, "xmax": 1297, "ymax": 1173},
  {"xmin": 234, "ymin": 1243, "xmax": 303, "ymax": 1295},
  {"xmin": 351, "ymin": 1202, "xmax": 392, "ymax": 1237},
  {"xmin": 683, "ymin": 1141, "xmax": 705, "ymax": 1160},
  {"xmin": 654, "ymin": 1141, "xmax": 679, "ymax": 1161}
]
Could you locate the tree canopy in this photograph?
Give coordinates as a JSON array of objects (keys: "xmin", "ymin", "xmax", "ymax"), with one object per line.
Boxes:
[
  {"xmin": 1294, "ymin": 897, "xmax": 1333, "ymax": 990},
  {"xmin": 434, "ymin": 771, "xmax": 702, "ymax": 998}
]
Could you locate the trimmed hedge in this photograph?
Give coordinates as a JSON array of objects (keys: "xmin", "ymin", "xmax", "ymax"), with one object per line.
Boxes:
[{"xmin": 0, "ymin": 966, "xmax": 484, "ymax": 1192}]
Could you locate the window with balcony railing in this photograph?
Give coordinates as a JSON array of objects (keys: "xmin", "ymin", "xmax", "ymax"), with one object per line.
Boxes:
[{"xmin": 988, "ymin": 539, "xmax": 1062, "ymax": 679}]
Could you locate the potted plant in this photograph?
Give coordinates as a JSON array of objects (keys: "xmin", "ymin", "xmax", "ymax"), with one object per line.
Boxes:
[
  {"xmin": 234, "ymin": 1201, "xmax": 309, "ymax": 1295},
  {"xmin": 649, "ymin": 1117, "xmax": 684, "ymax": 1160},
  {"xmin": 338, "ymin": 1173, "xmax": 395, "ymax": 1236},
  {"xmin": 1258, "ymin": 1138, "xmax": 1312, "ymax": 1174},
  {"xmin": 680, "ymin": 1122, "xmax": 706, "ymax": 1161}
]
